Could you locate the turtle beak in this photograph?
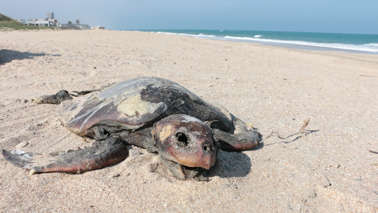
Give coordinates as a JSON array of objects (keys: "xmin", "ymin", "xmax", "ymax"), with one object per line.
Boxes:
[
  {"xmin": 163, "ymin": 138, "xmax": 216, "ymax": 170},
  {"xmin": 202, "ymin": 154, "xmax": 216, "ymax": 170},
  {"xmin": 199, "ymin": 141, "xmax": 217, "ymax": 169}
]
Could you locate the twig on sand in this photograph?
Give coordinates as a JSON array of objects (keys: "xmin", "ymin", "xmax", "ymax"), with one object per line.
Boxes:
[
  {"xmin": 264, "ymin": 118, "xmax": 318, "ymax": 145},
  {"xmin": 299, "ymin": 118, "xmax": 310, "ymax": 133},
  {"xmin": 369, "ymin": 150, "xmax": 378, "ymax": 154},
  {"xmin": 360, "ymin": 74, "xmax": 378, "ymax": 78}
]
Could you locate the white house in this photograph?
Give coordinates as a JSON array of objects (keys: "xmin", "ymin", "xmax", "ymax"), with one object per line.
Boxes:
[{"xmin": 19, "ymin": 12, "xmax": 58, "ymax": 27}]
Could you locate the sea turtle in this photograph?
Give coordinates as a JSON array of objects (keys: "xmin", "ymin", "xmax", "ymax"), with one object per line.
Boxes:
[{"xmin": 2, "ymin": 77, "xmax": 262, "ymax": 180}]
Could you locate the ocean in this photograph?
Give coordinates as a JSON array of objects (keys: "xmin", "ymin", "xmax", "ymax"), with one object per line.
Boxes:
[{"xmin": 139, "ymin": 29, "xmax": 378, "ymax": 54}]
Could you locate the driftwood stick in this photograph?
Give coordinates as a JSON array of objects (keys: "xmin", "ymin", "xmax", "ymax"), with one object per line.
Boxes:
[{"xmin": 264, "ymin": 118, "xmax": 317, "ymax": 144}]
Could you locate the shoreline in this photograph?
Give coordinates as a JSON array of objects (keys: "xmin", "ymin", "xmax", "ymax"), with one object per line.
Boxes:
[{"xmin": 130, "ymin": 29, "xmax": 378, "ymax": 54}]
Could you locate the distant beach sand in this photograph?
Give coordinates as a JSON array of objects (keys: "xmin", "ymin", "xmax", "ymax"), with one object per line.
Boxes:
[{"xmin": 0, "ymin": 30, "xmax": 377, "ymax": 212}]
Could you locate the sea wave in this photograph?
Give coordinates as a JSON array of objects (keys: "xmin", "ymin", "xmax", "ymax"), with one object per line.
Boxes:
[
  {"xmin": 156, "ymin": 31, "xmax": 215, "ymax": 39},
  {"xmin": 224, "ymin": 36, "xmax": 378, "ymax": 53},
  {"xmin": 156, "ymin": 32, "xmax": 378, "ymax": 53},
  {"xmin": 364, "ymin": 43, "xmax": 378, "ymax": 48},
  {"xmin": 197, "ymin": 33, "xmax": 216, "ymax": 38}
]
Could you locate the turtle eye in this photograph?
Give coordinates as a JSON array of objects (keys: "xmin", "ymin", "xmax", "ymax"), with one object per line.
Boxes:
[
  {"xmin": 203, "ymin": 143, "xmax": 212, "ymax": 152},
  {"xmin": 175, "ymin": 132, "xmax": 188, "ymax": 147}
]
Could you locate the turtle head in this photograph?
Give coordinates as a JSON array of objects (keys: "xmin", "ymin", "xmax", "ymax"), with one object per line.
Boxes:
[{"xmin": 152, "ymin": 114, "xmax": 216, "ymax": 170}]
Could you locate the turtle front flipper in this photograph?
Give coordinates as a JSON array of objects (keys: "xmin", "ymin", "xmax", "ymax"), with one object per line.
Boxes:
[
  {"xmin": 212, "ymin": 116, "xmax": 262, "ymax": 151},
  {"xmin": 2, "ymin": 137, "xmax": 128, "ymax": 174},
  {"xmin": 213, "ymin": 128, "xmax": 262, "ymax": 151}
]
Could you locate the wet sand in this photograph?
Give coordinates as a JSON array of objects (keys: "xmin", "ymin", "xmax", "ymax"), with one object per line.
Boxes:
[{"xmin": 0, "ymin": 30, "xmax": 377, "ymax": 212}]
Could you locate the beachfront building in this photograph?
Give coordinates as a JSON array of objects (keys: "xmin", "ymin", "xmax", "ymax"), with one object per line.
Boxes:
[
  {"xmin": 91, "ymin": 26, "xmax": 105, "ymax": 30},
  {"xmin": 60, "ymin": 23, "xmax": 91, "ymax": 30},
  {"xmin": 22, "ymin": 18, "xmax": 57, "ymax": 27},
  {"xmin": 58, "ymin": 18, "xmax": 91, "ymax": 29},
  {"xmin": 18, "ymin": 12, "xmax": 93, "ymax": 30},
  {"xmin": 19, "ymin": 12, "xmax": 58, "ymax": 27}
]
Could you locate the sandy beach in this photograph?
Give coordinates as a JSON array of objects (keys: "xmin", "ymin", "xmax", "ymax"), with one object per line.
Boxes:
[{"xmin": 0, "ymin": 30, "xmax": 377, "ymax": 212}]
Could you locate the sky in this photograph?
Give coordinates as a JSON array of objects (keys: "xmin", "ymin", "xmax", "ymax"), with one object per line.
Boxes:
[{"xmin": 1, "ymin": 0, "xmax": 378, "ymax": 34}]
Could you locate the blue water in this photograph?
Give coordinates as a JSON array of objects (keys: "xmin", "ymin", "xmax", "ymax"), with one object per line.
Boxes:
[{"xmin": 138, "ymin": 29, "xmax": 378, "ymax": 53}]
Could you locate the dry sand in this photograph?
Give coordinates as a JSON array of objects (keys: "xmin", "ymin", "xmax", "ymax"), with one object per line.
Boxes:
[{"xmin": 0, "ymin": 30, "xmax": 377, "ymax": 212}]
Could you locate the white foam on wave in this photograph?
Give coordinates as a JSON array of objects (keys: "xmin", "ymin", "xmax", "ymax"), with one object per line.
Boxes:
[
  {"xmin": 155, "ymin": 32, "xmax": 378, "ymax": 53},
  {"xmin": 156, "ymin": 31, "xmax": 215, "ymax": 39},
  {"xmin": 224, "ymin": 36, "xmax": 378, "ymax": 53},
  {"xmin": 197, "ymin": 33, "xmax": 216, "ymax": 38},
  {"xmin": 364, "ymin": 43, "xmax": 378, "ymax": 48}
]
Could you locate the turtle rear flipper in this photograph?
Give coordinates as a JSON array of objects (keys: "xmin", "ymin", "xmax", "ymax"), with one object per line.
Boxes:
[
  {"xmin": 33, "ymin": 90, "xmax": 72, "ymax": 104},
  {"xmin": 2, "ymin": 137, "xmax": 128, "ymax": 174},
  {"xmin": 33, "ymin": 89, "xmax": 100, "ymax": 105},
  {"xmin": 2, "ymin": 149, "xmax": 36, "ymax": 169}
]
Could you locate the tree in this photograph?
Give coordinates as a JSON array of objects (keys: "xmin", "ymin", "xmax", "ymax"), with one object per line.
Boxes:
[
  {"xmin": 68, "ymin": 21, "xmax": 72, "ymax": 25},
  {"xmin": 76, "ymin": 19, "xmax": 80, "ymax": 24}
]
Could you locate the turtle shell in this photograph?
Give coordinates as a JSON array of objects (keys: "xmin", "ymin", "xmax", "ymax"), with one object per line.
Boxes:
[{"xmin": 64, "ymin": 77, "xmax": 210, "ymax": 136}]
